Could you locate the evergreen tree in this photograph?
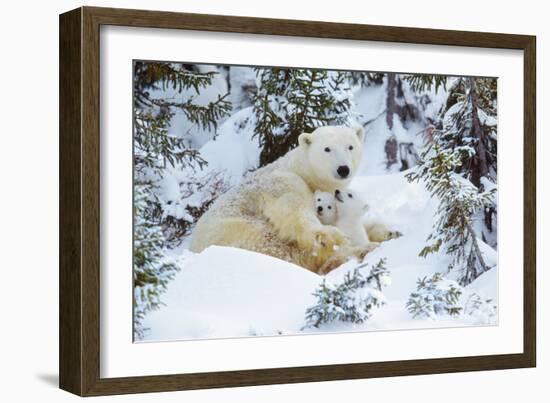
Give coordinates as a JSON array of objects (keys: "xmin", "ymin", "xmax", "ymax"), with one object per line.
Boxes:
[
  {"xmin": 405, "ymin": 74, "xmax": 447, "ymax": 93},
  {"xmin": 406, "ymin": 141, "xmax": 496, "ymax": 285},
  {"xmin": 405, "ymin": 75, "xmax": 498, "ymax": 246},
  {"xmin": 132, "ymin": 61, "xmax": 231, "ymax": 338},
  {"xmin": 406, "ymin": 274, "xmax": 497, "ymax": 323},
  {"xmin": 133, "ymin": 62, "xmax": 231, "ymax": 172},
  {"xmin": 406, "ymin": 273, "xmax": 463, "ymax": 319},
  {"xmin": 133, "ymin": 183, "xmax": 178, "ymax": 339},
  {"xmin": 441, "ymin": 77, "xmax": 498, "ymax": 245},
  {"xmin": 304, "ymin": 259, "xmax": 389, "ymax": 328},
  {"xmin": 252, "ymin": 68, "xmax": 356, "ymax": 166}
]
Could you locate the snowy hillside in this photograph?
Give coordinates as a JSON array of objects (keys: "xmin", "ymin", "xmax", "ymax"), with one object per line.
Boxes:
[{"xmin": 142, "ymin": 171, "xmax": 497, "ymax": 341}]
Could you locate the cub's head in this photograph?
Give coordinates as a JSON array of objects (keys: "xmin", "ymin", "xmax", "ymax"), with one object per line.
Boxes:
[
  {"xmin": 334, "ymin": 188, "xmax": 369, "ymax": 218},
  {"xmin": 298, "ymin": 126, "xmax": 364, "ymax": 189},
  {"xmin": 313, "ymin": 190, "xmax": 337, "ymax": 225}
]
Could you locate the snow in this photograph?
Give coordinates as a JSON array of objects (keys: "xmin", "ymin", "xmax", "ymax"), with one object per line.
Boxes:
[
  {"xmin": 443, "ymin": 100, "xmax": 464, "ymax": 125},
  {"xmin": 355, "ymin": 83, "xmax": 423, "ymax": 175},
  {"xmin": 228, "ymin": 66, "xmax": 256, "ymax": 111},
  {"xmin": 478, "ymin": 108, "xmax": 498, "ymax": 127},
  {"xmin": 142, "ymin": 246, "xmax": 319, "ymax": 340},
  {"xmin": 197, "ymin": 107, "xmax": 260, "ymax": 186},
  {"xmin": 150, "ymin": 106, "xmax": 260, "ymax": 221},
  {"xmin": 141, "ymin": 171, "xmax": 498, "ymax": 341}
]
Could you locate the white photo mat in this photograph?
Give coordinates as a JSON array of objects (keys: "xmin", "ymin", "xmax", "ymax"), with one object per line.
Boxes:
[{"xmin": 100, "ymin": 25, "xmax": 524, "ymax": 378}]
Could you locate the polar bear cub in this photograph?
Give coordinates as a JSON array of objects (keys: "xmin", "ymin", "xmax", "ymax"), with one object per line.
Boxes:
[
  {"xmin": 314, "ymin": 189, "xmax": 374, "ymax": 248},
  {"xmin": 313, "ymin": 190, "xmax": 337, "ymax": 226},
  {"xmin": 333, "ymin": 188, "xmax": 372, "ymax": 247}
]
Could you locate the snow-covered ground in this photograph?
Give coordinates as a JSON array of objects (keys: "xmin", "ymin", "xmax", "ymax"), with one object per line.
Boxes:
[{"xmin": 142, "ymin": 171, "xmax": 497, "ymax": 341}]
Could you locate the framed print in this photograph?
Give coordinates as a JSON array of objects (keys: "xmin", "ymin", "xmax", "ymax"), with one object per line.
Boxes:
[{"xmin": 59, "ymin": 6, "xmax": 536, "ymax": 396}]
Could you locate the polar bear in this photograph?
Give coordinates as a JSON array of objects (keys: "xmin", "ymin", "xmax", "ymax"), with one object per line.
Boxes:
[
  {"xmin": 316, "ymin": 188, "xmax": 383, "ymax": 275},
  {"xmin": 334, "ymin": 188, "xmax": 372, "ymax": 247},
  {"xmin": 190, "ymin": 125, "xmax": 368, "ymax": 273},
  {"xmin": 314, "ymin": 189, "xmax": 401, "ymax": 245},
  {"xmin": 314, "ymin": 190, "xmax": 337, "ymax": 226}
]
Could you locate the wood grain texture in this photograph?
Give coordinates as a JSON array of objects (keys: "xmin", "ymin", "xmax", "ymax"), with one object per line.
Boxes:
[
  {"xmin": 81, "ymin": 6, "xmax": 102, "ymax": 396},
  {"xmin": 59, "ymin": 6, "xmax": 537, "ymax": 396},
  {"xmin": 59, "ymin": 8, "xmax": 82, "ymax": 396},
  {"xmin": 523, "ymin": 37, "xmax": 537, "ymax": 367},
  {"xmin": 85, "ymin": 6, "xmax": 532, "ymax": 49}
]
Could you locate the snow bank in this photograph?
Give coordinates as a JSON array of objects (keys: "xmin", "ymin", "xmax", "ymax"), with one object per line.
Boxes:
[
  {"xmin": 142, "ymin": 246, "xmax": 319, "ymax": 340},
  {"xmin": 142, "ymin": 172, "xmax": 498, "ymax": 341},
  {"xmin": 198, "ymin": 107, "xmax": 260, "ymax": 186}
]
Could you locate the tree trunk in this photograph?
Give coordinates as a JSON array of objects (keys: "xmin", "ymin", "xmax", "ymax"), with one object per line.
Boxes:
[
  {"xmin": 468, "ymin": 77, "xmax": 494, "ymax": 237},
  {"xmin": 386, "ymin": 73, "xmax": 397, "ymax": 129},
  {"xmin": 384, "ymin": 74, "xmax": 399, "ymax": 168},
  {"xmin": 468, "ymin": 77, "xmax": 489, "ymax": 188},
  {"xmin": 385, "ymin": 136, "xmax": 398, "ymax": 168},
  {"xmin": 462, "ymin": 219, "xmax": 490, "ymax": 285}
]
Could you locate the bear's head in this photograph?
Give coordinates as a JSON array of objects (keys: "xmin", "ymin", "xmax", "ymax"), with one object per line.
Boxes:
[
  {"xmin": 298, "ymin": 126, "xmax": 364, "ymax": 190},
  {"xmin": 334, "ymin": 188, "xmax": 369, "ymax": 219},
  {"xmin": 313, "ymin": 190, "xmax": 337, "ymax": 225}
]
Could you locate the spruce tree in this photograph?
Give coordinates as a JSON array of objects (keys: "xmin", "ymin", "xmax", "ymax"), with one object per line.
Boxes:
[
  {"xmin": 406, "ymin": 273, "xmax": 463, "ymax": 319},
  {"xmin": 405, "ymin": 74, "xmax": 498, "ymax": 246},
  {"xmin": 132, "ymin": 61, "xmax": 231, "ymax": 338},
  {"xmin": 252, "ymin": 68, "xmax": 355, "ymax": 166},
  {"xmin": 133, "ymin": 62, "xmax": 231, "ymax": 172},
  {"xmin": 133, "ymin": 183, "xmax": 178, "ymax": 339},
  {"xmin": 425, "ymin": 76, "xmax": 498, "ymax": 189},
  {"xmin": 442, "ymin": 77, "xmax": 498, "ymax": 245},
  {"xmin": 405, "ymin": 74, "xmax": 447, "ymax": 93},
  {"xmin": 406, "ymin": 141, "xmax": 496, "ymax": 285},
  {"xmin": 304, "ymin": 259, "xmax": 390, "ymax": 328}
]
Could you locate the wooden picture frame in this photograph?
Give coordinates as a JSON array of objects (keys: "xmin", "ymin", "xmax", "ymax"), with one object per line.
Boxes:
[{"xmin": 59, "ymin": 6, "xmax": 536, "ymax": 396}]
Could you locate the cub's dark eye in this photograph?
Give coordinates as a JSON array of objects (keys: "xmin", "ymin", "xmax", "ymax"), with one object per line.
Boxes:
[
  {"xmin": 317, "ymin": 198, "xmax": 321, "ymax": 202},
  {"xmin": 348, "ymin": 193, "xmax": 353, "ymax": 198},
  {"xmin": 348, "ymin": 145, "xmax": 354, "ymax": 151},
  {"xmin": 328, "ymin": 206, "xmax": 332, "ymax": 210},
  {"xmin": 324, "ymin": 147, "xmax": 331, "ymax": 152}
]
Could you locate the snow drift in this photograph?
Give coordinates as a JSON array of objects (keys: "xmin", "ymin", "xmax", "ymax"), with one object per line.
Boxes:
[{"xmin": 142, "ymin": 171, "xmax": 497, "ymax": 341}]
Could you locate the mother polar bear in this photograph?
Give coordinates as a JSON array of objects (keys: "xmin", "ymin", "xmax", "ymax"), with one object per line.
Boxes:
[{"xmin": 190, "ymin": 125, "xmax": 384, "ymax": 274}]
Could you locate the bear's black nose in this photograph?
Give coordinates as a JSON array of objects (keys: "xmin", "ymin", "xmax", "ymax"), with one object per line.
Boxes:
[
  {"xmin": 337, "ymin": 165, "xmax": 350, "ymax": 178},
  {"xmin": 317, "ymin": 206, "xmax": 323, "ymax": 212}
]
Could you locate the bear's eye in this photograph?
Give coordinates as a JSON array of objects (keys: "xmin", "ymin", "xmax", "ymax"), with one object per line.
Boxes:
[
  {"xmin": 328, "ymin": 206, "xmax": 332, "ymax": 210},
  {"xmin": 348, "ymin": 193, "xmax": 353, "ymax": 198},
  {"xmin": 317, "ymin": 198, "xmax": 321, "ymax": 202},
  {"xmin": 324, "ymin": 147, "xmax": 331, "ymax": 152},
  {"xmin": 348, "ymin": 145, "xmax": 354, "ymax": 151}
]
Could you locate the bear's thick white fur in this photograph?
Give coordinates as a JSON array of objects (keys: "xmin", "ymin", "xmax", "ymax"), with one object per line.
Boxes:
[{"xmin": 190, "ymin": 125, "xmax": 368, "ymax": 273}]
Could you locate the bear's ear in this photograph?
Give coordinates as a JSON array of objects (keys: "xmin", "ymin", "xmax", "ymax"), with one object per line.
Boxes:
[
  {"xmin": 298, "ymin": 132, "xmax": 313, "ymax": 147},
  {"xmin": 354, "ymin": 126, "xmax": 365, "ymax": 142}
]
